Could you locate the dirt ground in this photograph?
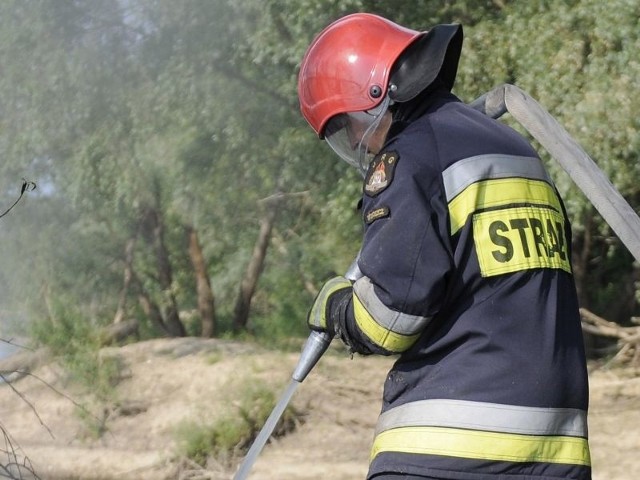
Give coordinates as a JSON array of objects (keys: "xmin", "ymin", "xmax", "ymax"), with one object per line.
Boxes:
[{"xmin": 0, "ymin": 337, "xmax": 638, "ymax": 480}]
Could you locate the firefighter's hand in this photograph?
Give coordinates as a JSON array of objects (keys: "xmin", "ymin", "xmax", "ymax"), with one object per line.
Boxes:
[{"xmin": 307, "ymin": 276, "xmax": 352, "ymax": 335}]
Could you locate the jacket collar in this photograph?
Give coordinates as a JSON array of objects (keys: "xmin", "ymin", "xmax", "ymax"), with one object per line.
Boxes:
[{"xmin": 385, "ymin": 85, "xmax": 461, "ymax": 141}]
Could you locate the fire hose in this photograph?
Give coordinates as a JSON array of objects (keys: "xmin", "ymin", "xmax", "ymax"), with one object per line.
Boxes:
[
  {"xmin": 470, "ymin": 84, "xmax": 640, "ymax": 262},
  {"xmin": 233, "ymin": 84, "xmax": 640, "ymax": 479},
  {"xmin": 232, "ymin": 260, "xmax": 361, "ymax": 480}
]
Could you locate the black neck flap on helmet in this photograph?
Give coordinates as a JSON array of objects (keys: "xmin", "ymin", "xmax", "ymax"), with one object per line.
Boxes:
[{"xmin": 388, "ymin": 24, "xmax": 463, "ymax": 103}]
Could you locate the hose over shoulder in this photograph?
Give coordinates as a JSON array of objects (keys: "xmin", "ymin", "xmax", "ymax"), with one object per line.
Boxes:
[{"xmin": 470, "ymin": 84, "xmax": 640, "ymax": 263}]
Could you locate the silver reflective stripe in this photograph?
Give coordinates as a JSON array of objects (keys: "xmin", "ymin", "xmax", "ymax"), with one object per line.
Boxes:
[
  {"xmin": 375, "ymin": 399, "xmax": 588, "ymax": 437},
  {"xmin": 353, "ymin": 276, "xmax": 431, "ymax": 335},
  {"xmin": 443, "ymin": 154, "xmax": 553, "ymax": 202}
]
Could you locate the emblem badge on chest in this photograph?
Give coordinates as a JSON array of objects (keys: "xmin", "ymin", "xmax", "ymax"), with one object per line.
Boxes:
[{"xmin": 364, "ymin": 151, "xmax": 399, "ymax": 196}]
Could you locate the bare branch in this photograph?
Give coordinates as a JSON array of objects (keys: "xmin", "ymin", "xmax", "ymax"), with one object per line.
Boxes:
[
  {"xmin": 580, "ymin": 308, "xmax": 640, "ymax": 365},
  {"xmin": 0, "ymin": 424, "xmax": 42, "ymax": 479},
  {"xmin": 0, "ymin": 374, "xmax": 54, "ymax": 440}
]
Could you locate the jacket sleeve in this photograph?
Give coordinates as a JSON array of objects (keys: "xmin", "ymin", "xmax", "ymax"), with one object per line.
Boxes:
[{"xmin": 332, "ymin": 141, "xmax": 454, "ymax": 355}]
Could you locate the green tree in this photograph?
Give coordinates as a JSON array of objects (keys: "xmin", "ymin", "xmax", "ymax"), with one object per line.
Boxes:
[
  {"xmin": 455, "ymin": 0, "xmax": 640, "ymax": 322},
  {"xmin": 1, "ymin": 0, "xmax": 639, "ymax": 351}
]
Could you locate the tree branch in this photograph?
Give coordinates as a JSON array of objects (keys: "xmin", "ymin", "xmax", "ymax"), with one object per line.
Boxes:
[{"xmin": 580, "ymin": 308, "xmax": 640, "ymax": 365}]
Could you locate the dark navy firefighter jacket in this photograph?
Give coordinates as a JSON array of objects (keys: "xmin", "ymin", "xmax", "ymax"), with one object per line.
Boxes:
[{"xmin": 329, "ymin": 90, "xmax": 591, "ymax": 480}]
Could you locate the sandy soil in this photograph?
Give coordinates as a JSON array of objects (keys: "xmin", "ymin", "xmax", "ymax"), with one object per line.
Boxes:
[{"xmin": 0, "ymin": 337, "xmax": 638, "ymax": 480}]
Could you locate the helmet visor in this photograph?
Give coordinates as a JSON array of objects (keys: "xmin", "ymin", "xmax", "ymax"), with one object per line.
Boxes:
[{"xmin": 324, "ymin": 96, "xmax": 391, "ymax": 174}]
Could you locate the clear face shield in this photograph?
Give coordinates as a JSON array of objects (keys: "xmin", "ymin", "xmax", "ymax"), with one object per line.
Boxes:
[{"xmin": 324, "ymin": 95, "xmax": 392, "ymax": 175}]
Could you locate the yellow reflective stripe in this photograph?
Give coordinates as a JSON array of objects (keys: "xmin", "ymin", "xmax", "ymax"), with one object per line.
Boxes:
[
  {"xmin": 353, "ymin": 293, "xmax": 420, "ymax": 352},
  {"xmin": 473, "ymin": 206, "xmax": 572, "ymax": 277},
  {"xmin": 449, "ymin": 178, "xmax": 562, "ymax": 235},
  {"xmin": 371, "ymin": 426, "xmax": 591, "ymax": 466},
  {"xmin": 353, "ymin": 277, "xmax": 431, "ymax": 335}
]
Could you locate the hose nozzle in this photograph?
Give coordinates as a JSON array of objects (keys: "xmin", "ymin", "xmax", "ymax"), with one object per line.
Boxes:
[{"xmin": 291, "ymin": 330, "xmax": 333, "ymax": 383}]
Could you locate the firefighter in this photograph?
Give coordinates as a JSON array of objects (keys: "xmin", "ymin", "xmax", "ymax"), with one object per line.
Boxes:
[{"xmin": 298, "ymin": 13, "xmax": 591, "ymax": 480}]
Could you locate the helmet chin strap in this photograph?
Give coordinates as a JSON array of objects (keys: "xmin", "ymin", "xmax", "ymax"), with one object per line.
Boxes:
[{"xmin": 355, "ymin": 94, "xmax": 393, "ymax": 174}]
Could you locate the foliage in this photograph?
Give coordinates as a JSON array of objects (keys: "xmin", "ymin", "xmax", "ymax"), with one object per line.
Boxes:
[
  {"xmin": 25, "ymin": 296, "xmax": 123, "ymax": 440},
  {"xmin": 175, "ymin": 379, "xmax": 299, "ymax": 466},
  {"xmin": 28, "ymin": 298, "xmax": 121, "ymax": 402},
  {"xmin": 0, "ymin": 0, "xmax": 639, "ymax": 351},
  {"xmin": 454, "ymin": 0, "xmax": 640, "ymax": 319}
]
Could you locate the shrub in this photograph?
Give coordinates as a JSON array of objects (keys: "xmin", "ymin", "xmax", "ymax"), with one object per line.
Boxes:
[
  {"xmin": 175, "ymin": 379, "xmax": 301, "ymax": 466},
  {"xmin": 28, "ymin": 298, "xmax": 125, "ymax": 439}
]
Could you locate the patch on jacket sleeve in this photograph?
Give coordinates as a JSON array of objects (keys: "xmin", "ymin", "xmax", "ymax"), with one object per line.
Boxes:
[
  {"xmin": 364, "ymin": 151, "xmax": 399, "ymax": 197},
  {"xmin": 365, "ymin": 205, "xmax": 390, "ymax": 224}
]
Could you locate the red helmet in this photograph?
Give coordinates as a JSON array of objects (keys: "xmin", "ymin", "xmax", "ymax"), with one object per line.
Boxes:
[{"xmin": 298, "ymin": 13, "xmax": 421, "ymax": 137}]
